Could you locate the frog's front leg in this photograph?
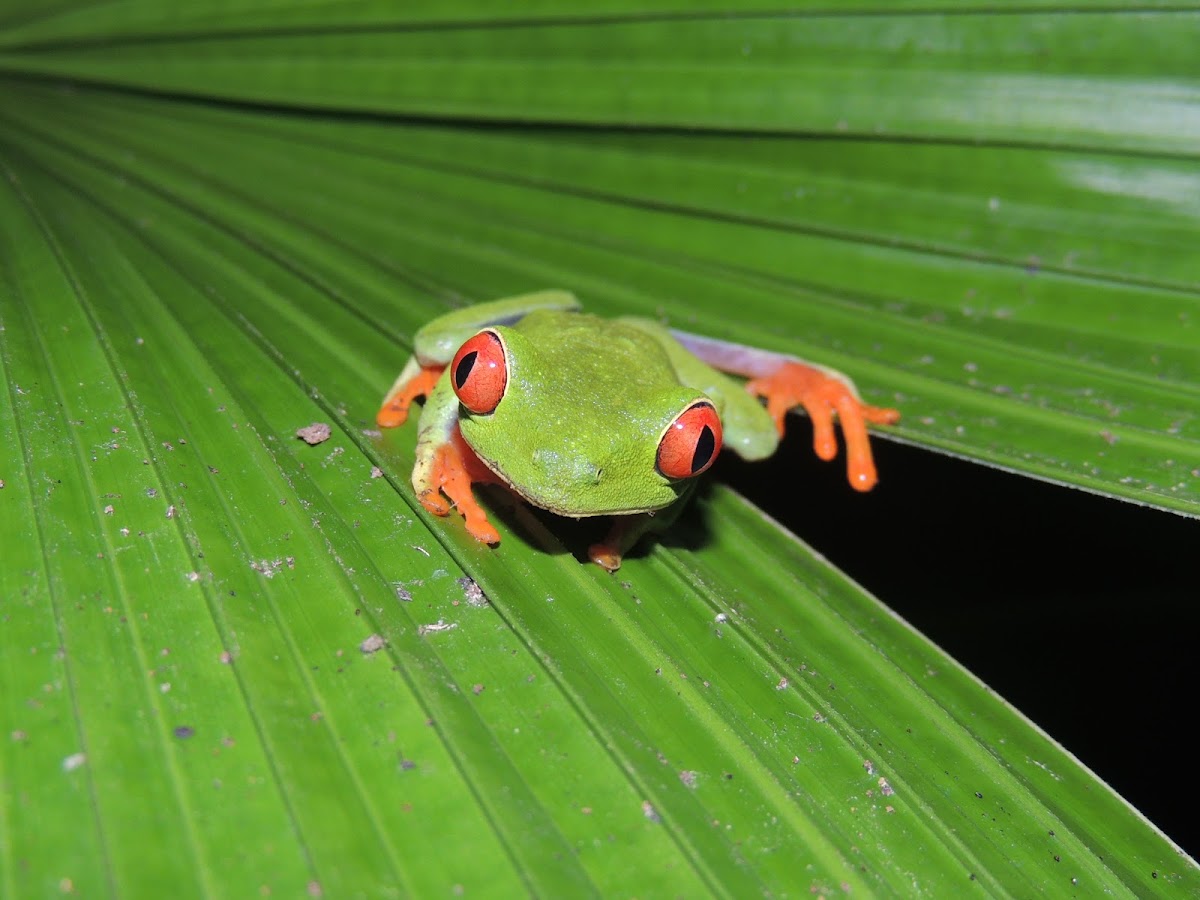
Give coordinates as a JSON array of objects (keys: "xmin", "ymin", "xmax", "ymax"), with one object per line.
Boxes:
[
  {"xmin": 588, "ymin": 485, "xmax": 696, "ymax": 572},
  {"xmin": 411, "ymin": 372, "xmax": 503, "ymax": 544}
]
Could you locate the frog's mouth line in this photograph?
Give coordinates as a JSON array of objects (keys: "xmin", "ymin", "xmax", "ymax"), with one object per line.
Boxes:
[{"xmin": 470, "ymin": 446, "xmax": 671, "ymax": 520}]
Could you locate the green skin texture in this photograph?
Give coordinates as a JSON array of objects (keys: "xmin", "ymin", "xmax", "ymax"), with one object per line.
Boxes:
[{"xmin": 391, "ymin": 291, "xmax": 783, "ymax": 531}]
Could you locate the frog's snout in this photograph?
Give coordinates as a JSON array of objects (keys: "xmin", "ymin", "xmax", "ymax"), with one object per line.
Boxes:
[{"xmin": 531, "ymin": 447, "xmax": 604, "ymax": 488}]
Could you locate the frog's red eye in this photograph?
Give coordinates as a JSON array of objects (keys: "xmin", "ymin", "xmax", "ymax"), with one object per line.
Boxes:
[
  {"xmin": 452, "ymin": 330, "xmax": 507, "ymax": 414},
  {"xmin": 657, "ymin": 402, "xmax": 722, "ymax": 479}
]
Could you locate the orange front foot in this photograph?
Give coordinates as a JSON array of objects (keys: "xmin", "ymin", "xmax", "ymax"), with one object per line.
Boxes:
[
  {"xmin": 377, "ymin": 365, "xmax": 444, "ymax": 428},
  {"xmin": 420, "ymin": 426, "xmax": 502, "ymax": 545},
  {"xmin": 746, "ymin": 362, "xmax": 900, "ymax": 492},
  {"xmin": 588, "ymin": 520, "xmax": 631, "ymax": 572}
]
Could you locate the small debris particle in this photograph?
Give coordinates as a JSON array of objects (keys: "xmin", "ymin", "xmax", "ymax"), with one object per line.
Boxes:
[
  {"xmin": 359, "ymin": 634, "xmax": 386, "ymax": 654},
  {"xmin": 159, "ymin": 682, "xmax": 171, "ymax": 694},
  {"xmin": 1053, "ymin": 854, "xmax": 1061, "ymax": 863},
  {"xmin": 220, "ymin": 651, "xmax": 232, "ymax": 664},
  {"xmin": 813, "ymin": 713, "xmax": 826, "ymax": 723},
  {"xmin": 166, "ymin": 505, "xmax": 176, "ymax": 519},
  {"xmin": 399, "ymin": 758, "xmax": 416, "ymax": 771},
  {"xmin": 472, "ymin": 683, "xmax": 485, "ymax": 696},
  {"xmin": 775, "ymin": 677, "xmax": 789, "ymax": 691},
  {"xmin": 59, "ymin": 878, "xmax": 74, "ymax": 894},
  {"xmin": 174, "ymin": 726, "xmax": 195, "ymax": 739},
  {"xmin": 724, "ymin": 773, "xmax": 734, "ymax": 781},
  {"xmin": 641, "ymin": 800, "xmax": 661, "ymax": 823},
  {"xmin": 0, "ymin": 480, "xmax": 5, "ymax": 489},
  {"xmin": 1099, "ymin": 429, "xmax": 1118, "ymax": 446},
  {"xmin": 418, "ymin": 620, "xmax": 457, "ymax": 636},
  {"xmin": 457, "ymin": 576, "xmax": 488, "ymax": 607},
  {"xmin": 307, "ymin": 881, "xmax": 323, "ymax": 898},
  {"xmin": 885, "ymin": 805, "xmax": 895, "ymax": 814},
  {"xmin": 207, "ymin": 465, "xmax": 219, "ymax": 474},
  {"xmin": 395, "ymin": 584, "xmax": 412, "ymax": 602},
  {"xmin": 878, "ymin": 777, "xmax": 895, "ymax": 797},
  {"xmin": 370, "ymin": 466, "xmax": 383, "ymax": 478},
  {"xmin": 975, "ymin": 791, "xmax": 984, "ymax": 799},
  {"xmin": 295, "ymin": 422, "xmax": 332, "ymax": 445},
  {"xmin": 119, "ymin": 527, "xmax": 130, "ymax": 537},
  {"xmin": 103, "ymin": 504, "xmax": 114, "ymax": 516},
  {"xmin": 251, "ymin": 558, "xmax": 285, "ymax": 578},
  {"xmin": 186, "ymin": 572, "xmax": 200, "ymax": 583},
  {"xmin": 162, "ymin": 441, "xmax": 174, "ymax": 451},
  {"xmin": 580, "ymin": 806, "xmax": 593, "ymax": 815},
  {"xmin": 146, "ymin": 487, "xmax": 157, "ymax": 498},
  {"xmin": 679, "ymin": 770, "xmax": 698, "ymax": 788},
  {"xmin": 863, "ymin": 759, "xmax": 875, "ymax": 775},
  {"xmin": 714, "ymin": 613, "xmax": 727, "ymax": 623},
  {"xmin": 792, "ymin": 756, "xmax": 800, "ymax": 764},
  {"xmin": 63, "ymin": 752, "xmax": 87, "ymax": 771},
  {"xmin": 11, "ymin": 730, "xmax": 27, "ymax": 742}
]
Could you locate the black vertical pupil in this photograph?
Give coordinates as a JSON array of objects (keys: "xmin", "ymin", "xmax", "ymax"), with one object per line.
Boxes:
[
  {"xmin": 691, "ymin": 425, "xmax": 715, "ymax": 473},
  {"xmin": 454, "ymin": 350, "xmax": 479, "ymax": 389}
]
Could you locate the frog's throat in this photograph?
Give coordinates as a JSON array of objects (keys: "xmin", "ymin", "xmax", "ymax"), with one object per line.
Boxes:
[{"xmin": 469, "ymin": 444, "xmax": 670, "ymax": 519}]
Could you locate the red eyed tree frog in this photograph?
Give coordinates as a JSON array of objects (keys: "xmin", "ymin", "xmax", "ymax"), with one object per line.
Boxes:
[{"xmin": 377, "ymin": 290, "xmax": 899, "ymax": 571}]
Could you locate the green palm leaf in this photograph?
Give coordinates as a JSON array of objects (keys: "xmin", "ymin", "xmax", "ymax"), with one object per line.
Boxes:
[{"xmin": 1, "ymin": 5, "xmax": 1196, "ymax": 897}]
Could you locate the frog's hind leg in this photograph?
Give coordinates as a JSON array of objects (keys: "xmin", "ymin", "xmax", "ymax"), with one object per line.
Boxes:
[{"xmin": 378, "ymin": 357, "xmax": 444, "ymax": 428}]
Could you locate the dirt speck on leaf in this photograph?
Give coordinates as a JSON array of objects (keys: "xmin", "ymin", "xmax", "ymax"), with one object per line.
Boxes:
[
  {"xmin": 295, "ymin": 422, "xmax": 332, "ymax": 445},
  {"xmin": 418, "ymin": 620, "xmax": 457, "ymax": 637},
  {"xmin": 62, "ymin": 752, "xmax": 87, "ymax": 771},
  {"xmin": 679, "ymin": 770, "xmax": 698, "ymax": 789},
  {"xmin": 360, "ymin": 634, "xmax": 386, "ymax": 654},
  {"xmin": 457, "ymin": 576, "xmax": 488, "ymax": 607},
  {"xmin": 251, "ymin": 558, "xmax": 286, "ymax": 578},
  {"xmin": 641, "ymin": 800, "xmax": 661, "ymax": 823}
]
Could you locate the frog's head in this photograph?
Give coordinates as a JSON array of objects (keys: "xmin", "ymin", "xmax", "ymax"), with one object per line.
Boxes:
[{"xmin": 450, "ymin": 325, "xmax": 722, "ymax": 517}]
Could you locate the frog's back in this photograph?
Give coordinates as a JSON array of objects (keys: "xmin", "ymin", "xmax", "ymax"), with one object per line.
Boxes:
[{"xmin": 513, "ymin": 309, "xmax": 679, "ymax": 397}]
